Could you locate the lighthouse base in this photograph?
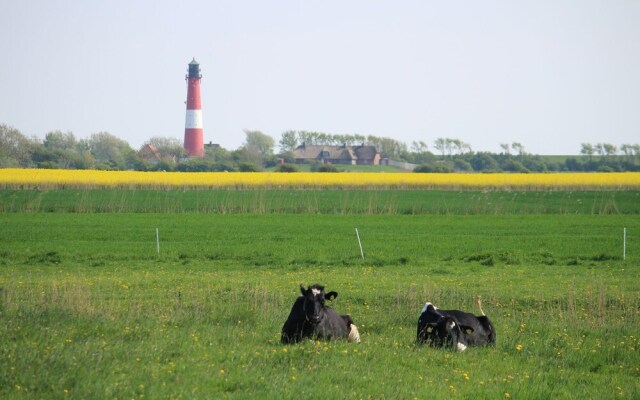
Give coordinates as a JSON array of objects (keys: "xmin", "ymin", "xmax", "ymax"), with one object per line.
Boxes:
[{"xmin": 184, "ymin": 128, "xmax": 204, "ymax": 157}]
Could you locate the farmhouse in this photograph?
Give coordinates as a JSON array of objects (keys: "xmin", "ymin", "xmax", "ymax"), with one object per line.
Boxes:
[
  {"xmin": 292, "ymin": 143, "xmax": 381, "ymax": 165},
  {"xmin": 138, "ymin": 144, "xmax": 162, "ymax": 163}
]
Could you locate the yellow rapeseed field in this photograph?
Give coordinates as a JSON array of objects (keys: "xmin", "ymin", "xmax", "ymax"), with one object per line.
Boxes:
[{"xmin": 1, "ymin": 168, "xmax": 639, "ymax": 190}]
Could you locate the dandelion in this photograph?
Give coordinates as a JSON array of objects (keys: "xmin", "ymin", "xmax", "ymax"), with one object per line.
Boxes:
[
  {"xmin": 516, "ymin": 344, "xmax": 523, "ymax": 351},
  {"xmin": 504, "ymin": 392, "xmax": 511, "ymax": 398}
]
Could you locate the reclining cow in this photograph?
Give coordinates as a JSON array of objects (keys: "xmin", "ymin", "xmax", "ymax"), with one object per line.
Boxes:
[
  {"xmin": 281, "ymin": 284, "xmax": 361, "ymax": 344},
  {"xmin": 417, "ymin": 296, "xmax": 495, "ymax": 351}
]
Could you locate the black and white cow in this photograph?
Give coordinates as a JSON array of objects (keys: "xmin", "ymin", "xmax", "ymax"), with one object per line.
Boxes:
[
  {"xmin": 417, "ymin": 296, "xmax": 495, "ymax": 351},
  {"xmin": 281, "ymin": 284, "xmax": 361, "ymax": 344}
]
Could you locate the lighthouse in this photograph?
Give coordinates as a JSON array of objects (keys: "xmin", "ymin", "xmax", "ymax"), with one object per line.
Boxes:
[{"xmin": 184, "ymin": 58, "xmax": 204, "ymax": 157}]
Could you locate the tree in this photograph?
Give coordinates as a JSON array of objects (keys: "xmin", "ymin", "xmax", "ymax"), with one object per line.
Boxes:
[
  {"xmin": 470, "ymin": 152, "xmax": 500, "ymax": 172},
  {"xmin": 41, "ymin": 130, "xmax": 93, "ymax": 169},
  {"xmin": 522, "ymin": 156, "xmax": 548, "ymax": 172},
  {"xmin": 511, "ymin": 142, "xmax": 525, "ymax": 159},
  {"xmin": 274, "ymin": 163, "xmax": 299, "ymax": 172},
  {"xmin": 0, "ymin": 124, "xmax": 33, "ymax": 167},
  {"xmin": 353, "ymin": 134, "xmax": 366, "ymax": 145},
  {"xmin": 454, "ymin": 159, "xmax": 473, "ymax": 171},
  {"xmin": 147, "ymin": 136, "xmax": 186, "ymax": 160},
  {"xmin": 462, "ymin": 142, "xmax": 472, "ymax": 155},
  {"xmin": 201, "ymin": 146, "xmax": 236, "ymax": 171},
  {"xmin": 500, "ymin": 143, "xmax": 510, "ymax": 155},
  {"xmin": 433, "ymin": 138, "xmax": 446, "ymax": 159},
  {"xmin": 279, "ymin": 130, "xmax": 298, "ymax": 152},
  {"xmin": 410, "ymin": 140, "xmax": 428, "ymax": 154},
  {"xmin": 367, "ymin": 135, "xmax": 406, "ymax": 159},
  {"xmin": 564, "ymin": 157, "xmax": 582, "ymax": 171},
  {"xmin": 243, "ymin": 130, "xmax": 274, "ymax": 156},
  {"xmin": 333, "ymin": 134, "xmax": 352, "ymax": 146},
  {"xmin": 452, "ymin": 139, "xmax": 470, "ymax": 157},
  {"xmin": 603, "ymin": 143, "xmax": 617, "ymax": 157},
  {"xmin": 44, "ymin": 130, "xmax": 77, "ymax": 151},
  {"xmin": 152, "ymin": 157, "xmax": 176, "ymax": 172},
  {"xmin": 88, "ymin": 132, "xmax": 133, "ymax": 169},
  {"xmin": 633, "ymin": 144, "xmax": 640, "ymax": 164},
  {"xmin": 595, "ymin": 143, "xmax": 605, "ymax": 157},
  {"xmin": 238, "ymin": 162, "xmax": 260, "ymax": 172},
  {"xmin": 580, "ymin": 143, "xmax": 595, "ymax": 160},
  {"xmin": 501, "ymin": 158, "xmax": 528, "ymax": 173},
  {"xmin": 80, "ymin": 150, "xmax": 96, "ymax": 169},
  {"xmin": 317, "ymin": 132, "xmax": 329, "ymax": 145},
  {"xmin": 298, "ymin": 131, "xmax": 320, "ymax": 146},
  {"xmin": 240, "ymin": 130, "xmax": 275, "ymax": 167},
  {"xmin": 444, "ymin": 138, "xmax": 455, "ymax": 158},
  {"xmin": 413, "ymin": 161, "xmax": 453, "ymax": 173}
]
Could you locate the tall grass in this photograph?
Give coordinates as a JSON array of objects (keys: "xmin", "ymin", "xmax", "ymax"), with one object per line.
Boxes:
[{"xmin": 2, "ymin": 189, "xmax": 640, "ymax": 214}]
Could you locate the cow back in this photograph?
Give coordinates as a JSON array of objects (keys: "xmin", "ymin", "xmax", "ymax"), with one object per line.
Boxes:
[
  {"xmin": 417, "ymin": 304, "xmax": 496, "ymax": 348},
  {"xmin": 314, "ymin": 307, "xmax": 351, "ymax": 340},
  {"xmin": 439, "ymin": 309, "xmax": 495, "ymax": 347}
]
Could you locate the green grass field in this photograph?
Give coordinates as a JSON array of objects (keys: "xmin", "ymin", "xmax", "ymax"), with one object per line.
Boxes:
[{"xmin": 1, "ymin": 190, "xmax": 639, "ymax": 399}]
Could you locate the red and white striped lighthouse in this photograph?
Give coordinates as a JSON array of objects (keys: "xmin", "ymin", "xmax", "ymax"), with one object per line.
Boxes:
[{"xmin": 184, "ymin": 58, "xmax": 204, "ymax": 157}]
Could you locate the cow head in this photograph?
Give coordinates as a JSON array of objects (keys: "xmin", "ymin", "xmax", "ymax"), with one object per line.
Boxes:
[
  {"xmin": 300, "ymin": 284, "xmax": 338, "ymax": 324},
  {"xmin": 424, "ymin": 315, "xmax": 474, "ymax": 352}
]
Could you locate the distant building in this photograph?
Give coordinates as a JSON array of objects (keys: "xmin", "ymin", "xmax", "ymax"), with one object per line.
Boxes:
[
  {"xmin": 138, "ymin": 144, "xmax": 162, "ymax": 163},
  {"xmin": 205, "ymin": 141, "xmax": 220, "ymax": 150},
  {"xmin": 292, "ymin": 143, "xmax": 381, "ymax": 165}
]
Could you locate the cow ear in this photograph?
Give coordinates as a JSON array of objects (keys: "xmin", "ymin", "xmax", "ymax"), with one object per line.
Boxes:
[
  {"xmin": 300, "ymin": 284, "xmax": 306, "ymax": 295},
  {"xmin": 462, "ymin": 325, "xmax": 475, "ymax": 335},
  {"xmin": 325, "ymin": 291, "xmax": 338, "ymax": 300}
]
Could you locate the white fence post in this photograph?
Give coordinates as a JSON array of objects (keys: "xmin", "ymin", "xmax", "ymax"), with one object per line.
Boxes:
[
  {"xmin": 623, "ymin": 227, "xmax": 626, "ymax": 261},
  {"xmin": 355, "ymin": 228, "xmax": 365, "ymax": 260}
]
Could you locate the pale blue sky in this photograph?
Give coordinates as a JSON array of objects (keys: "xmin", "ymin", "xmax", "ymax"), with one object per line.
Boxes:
[{"xmin": 1, "ymin": 0, "xmax": 639, "ymax": 154}]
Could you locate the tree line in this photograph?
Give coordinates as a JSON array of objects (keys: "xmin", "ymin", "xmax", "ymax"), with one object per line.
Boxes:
[{"xmin": 1, "ymin": 123, "xmax": 638, "ymax": 172}]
